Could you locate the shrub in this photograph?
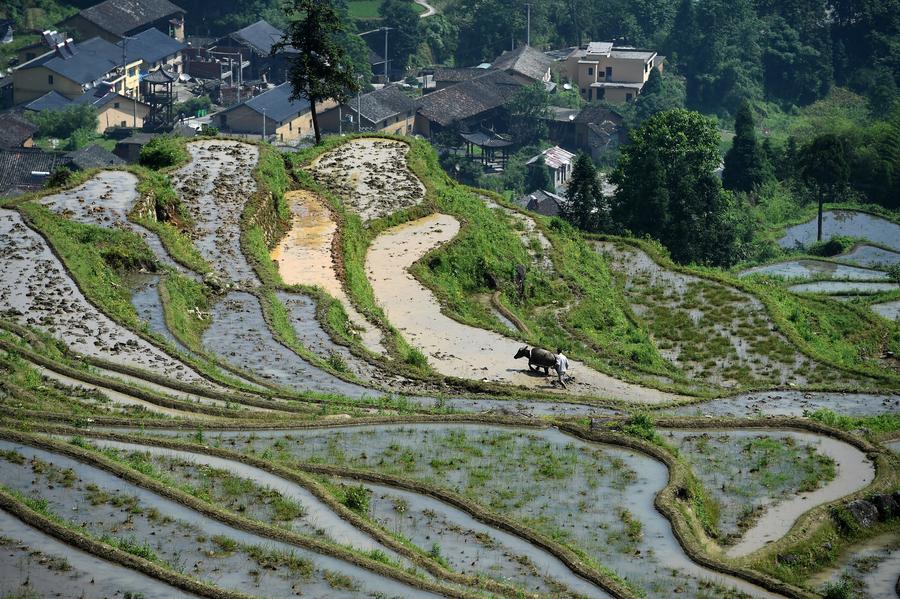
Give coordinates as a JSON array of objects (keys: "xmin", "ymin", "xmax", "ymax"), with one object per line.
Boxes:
[
  {"xmin": 807, "ymin": 235, "xmax": 857, "ymax": 256},
  {"xmin": 621, "ymin": 412, "xmax": 658, "ymax": 441},
  {"xmin": 820, "ymin": 577, "xmax": 860, "ymax": 599},
  {"xmin": 404, "ymin": 347, "xmax": 428, "ymax": 368},
  {"xmin": 45, "ymin": 166, "xmax": 72, "ymax": 188},
  {"xmin": 27, "ymin": 104, "xmax": 98, "ymax": 138},
  {"xmin": 139, "ymin": 135, "xmax": 187, "ymax": 170},
  {"xmin": 342, "ymin": 484, "xmax": 371, "ymax": 514}
]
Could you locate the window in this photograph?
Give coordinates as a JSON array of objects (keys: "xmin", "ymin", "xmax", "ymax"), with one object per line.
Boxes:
[
  {"xmin": 289, "ymin": 121, "xmax": 292, "ymax": 131},
  {"xmin": 626, "ymin": 92, "xmax": 633, "ymax": 102},
  {"xmin": 587, "ymin": 67, "xmax": 594, "ymax": 76},
  {"xmin": 121, "ymin": 120, "xmax": 126, "ymax": 127},
  {"xmin": 128, "ymin": 67, "xmax": 136, "ymax": 77},
  {"xmin": 309, "ymin": 119, "xmax": 313, "ymax": 128},
  {"xmin": 48, "ymin": 74, "xmax": 54, "ymax": 85},
  {"xmin": 114, "ymin": 102, "xmax": 120, "ymax": 109},
  {"xmin": 605, "ymin": 67, "xmax": 613, "ymax": 80},
  {"xmin": 580, "ymin": 88, "xmax": 586, "ymax": 95}
]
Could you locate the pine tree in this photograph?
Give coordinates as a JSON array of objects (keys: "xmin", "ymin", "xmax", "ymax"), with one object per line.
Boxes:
[
  {"xmin": 722, "ymin": 101, "xmax": 767, "ymax": 192},
  {"xmin": 564, "ymin": 153, "xmax": 606, "ymax": 232},
  {"xmin": 798, "ymin": 134, "xmax": 849, "ymax": 241}
]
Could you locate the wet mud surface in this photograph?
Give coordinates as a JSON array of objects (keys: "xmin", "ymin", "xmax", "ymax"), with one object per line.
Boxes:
[
  {"xmin": 311, "ymin": 139, "xmax": 425, "ymax": 222},
  {"xmin": 871, "ymin": 299, "xmax": 900, "ymax": 321},
  {"xmin": 808, "ymin": 532, "xmax": 900, "ymax": 599},
  {"xmin": 367, "ymin": 214, "xmax": 682, "ymax": 402},
  {"xmin": 779, "ymin": 210, "xmax": 900, "ymax": 252},
  {"xmin": 838, "ymin": 244, "xmax": 900, "ymax": 268},
  {"xmin": 788, "ymin": 281, "xmax": 899, "ymax": 294},
  {"xmin": 0, "ymin": 208, "xmax": 217, "ymax": 389},
  {"xmin": 740, "ymin": 259, "xmax": 888, "ymax": 281},
  {"xmin": 666, "ymin": 390, "xmax": 900, "ymax": 417},
  {"xmin": 173, "ymin": 141, "xmax": 260, "ymax": 286}
]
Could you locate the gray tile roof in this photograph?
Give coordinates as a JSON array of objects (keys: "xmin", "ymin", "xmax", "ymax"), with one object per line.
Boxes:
[
  {"xmin": 23, "ymin": 36, "xmax": 122, "ymax": 85},
  {"xmin": 355, "ymin": 86, "xmax": 415, "ymax": 123},
  {"xmin": 0, "ymin": 148, "xmax": 66, "ymax": 196},
  {"xmin": 223, "ymin": 82, "xmax": 310, "ymax": 124},
  {"xmin": 517, "ymin": 189, "xmax": 565, "ymax": 217},
  {"xmin": 0, "ymin": 112, "xmax": 39, "ymax": 148},
  {"xmin": 431, "ymin": 67, "xmax": 485, "ymax": 83},
  {"xmin": 416, "ymin": 70, "xmax": 522, "ymax": 127},
  {"xmin": 491, "ymin": 45, "xmax": 553, "ymax": 82},
  {"xmin": 65, "ymin": 143, "xmax": 126, "ymax": 169},
  {"xmin": 228, "ymin": 20, "xmax": 286, "ymax": 56},
  {"xmin": 24, "ymin": 91, "xmax": 73, "ymax": 112},
  {"xmin": 120, "ymin": 27, "xmax": 185, "ymax": 65},
  {"xmin": 77, "ymin": 0, "xmax": 185, "ymax": 37}
]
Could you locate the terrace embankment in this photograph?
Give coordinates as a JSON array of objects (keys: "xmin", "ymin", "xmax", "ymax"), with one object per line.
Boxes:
[
  {"xmin": 270, "ymin": 189, "xmax": 385, "ymax": 354},
  {"xmin": 366, "ymin": 213, "xmax": 682, "ymax": 403},
  {"xmin": 0, "ymin": 209, "xmax": 219, "ymax": 389}
]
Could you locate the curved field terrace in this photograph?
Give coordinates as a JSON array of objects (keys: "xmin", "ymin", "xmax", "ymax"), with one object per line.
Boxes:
[{"xmin": 1, "ymin": 134, "xmax": 896, "ymax": 599}]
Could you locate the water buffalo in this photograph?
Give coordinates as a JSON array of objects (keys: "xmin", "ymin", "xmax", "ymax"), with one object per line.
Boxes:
[{"xmin": 514, "ymin": 346, "xmax": 557, "ymax": 374}]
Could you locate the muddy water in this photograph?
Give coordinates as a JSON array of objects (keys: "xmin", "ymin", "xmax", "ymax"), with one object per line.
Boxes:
[
  {"xmin": 366, "ymin": 214, "xmax": 682, "ymax": 403},
  {"xmin": 740, "ymin": 259, "xmax": 888, "ymax": 281},
  {"xmin": 780, "ymin": 210, "xmax": 900, "ymax": 251},
  {"xmin": 872, "ymin": 299, "xmax": 900, "ymax": 321},
  {"xmin": 0, "ymin": 440, "xmax": 437, "ymax": 598},
  {"xmin": 311, "ymin": 138, "xmax": 425, "ymax": 222},
  {"xmin": 339, "ymin": 476, "xmax": 612, "ymax": 598},
  {"xmin": 667, "ymin": 390, "xmax": 900, "ymax": 417},
  {"xmin": 173, "ymin": 140, "xmax": 259, "ymax": 286},
  {"xmin": 839, "ymin": 244, "xmax": 900, "ymax": 268},
  {"xmin": 127, "ymin": 272, "xmax": 190, "ymax": 352},
  {"xmin": 170, "ymin": 424, "xmax": 780, "ymax": 598},
  {"xmin": 0, "ymin": 209, "xmax": 218, "ymax": 389},
  {"xmin": 270, "ymin": 190, "xmax": 385, "ymax": 354},
  {"xmin": 886, "ymin": 439, "xmax": 900, "ymax": 454},
  {"xmin": 789, "ymin": 281, "xmax": 899, "ymax": 294},
  {"xmin": 717, "ymin": 430, "xmax": 874, "ymax": 557},
  {"xmin": 0, "ymin": 508, "xmax": 198, "ymax": 599},
  {"xmin": 38, "ymin": 170, "xmax": 188, "ymax": 273},
  {"xmin": 88, "ymin": 439, "xmax": 403, "ymax": 559},
  {"xmin": 808, "ymin": 532, "xmax": 900, "ymax": 598},
  {"xmin": 203, "ymin": 291, "xmax": 379, "ymax": 398}
]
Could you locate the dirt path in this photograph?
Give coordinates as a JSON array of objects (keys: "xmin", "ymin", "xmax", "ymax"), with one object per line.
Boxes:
[
  {"xmin": 311, "ymin": 139, "xmax": 425, "ymax": 222},
  {"xmin": 270, "ymin": 190, "xmax": 385, "ymax": 354},
  {"xmin": 415, "ymin": 0, "xmax": 436, "ymax": 17},
  {"xmin": 0, "ymin": 209, "xmax": 218, "ymax": 389},
  {"xmin": 366, "ymin": 213, "xmax": 683, "ymax": 403},
  {"xmin": 725, "ymin": 431, "xmax": 875, "ymax": 558},
  {"xmin": 173, "ymin": 140, "xmax": 259, "ymax": 286}
]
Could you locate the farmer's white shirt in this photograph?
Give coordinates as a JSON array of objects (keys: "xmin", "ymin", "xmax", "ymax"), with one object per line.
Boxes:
[{"xmin": 556, "ymin": 353, "xmax": 569, "ymax": 373}]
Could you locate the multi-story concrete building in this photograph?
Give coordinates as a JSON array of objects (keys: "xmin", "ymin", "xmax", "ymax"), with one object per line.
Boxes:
[{"xmin": 565, "ymin": 42, "xmax": 663, "ymax": 103}]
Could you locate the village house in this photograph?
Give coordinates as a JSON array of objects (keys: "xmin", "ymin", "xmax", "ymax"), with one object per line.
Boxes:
[
  {"xmin": 516, "ymin": 188, "xmax": 566, "ymax": 217},
  {"xmin": 11, "ymin": 36, "xmax": 141, "ymax": 105},
  {"xmin": 491, "ymin": 45, "xmax": 555, "ymax": 89},
  {"xmin": 565, "ymin": 42, "xmax": 663, "ymax": 103},
  {"xmin": 212, "ymin": 20, "xmax": 295, "ymax": 84},
  {"xmin": 65, "ymin": 143, "xmax": 126, "ymax": 170},
  {"xmin": 211, "ymin": 82, "xmax": 334, "ymax": 141},
  {"xmin": 120, "ymin": 27, "xmax": 185, "ymax": 75},
  {"xmin": 427, "ymin": 67, "xmax": 487, "ymax": 91},
  {"xmin": 318, "ymin": 86, "xmax": 416, "ymax": 135},
  {"xmin": 61, "ymin": 0, "xmax": 185, "ymax": 43},
  {"xmin": 0, "ymin": 113, "xmax": 39, "ymax": 149},
  {"xmin": 527, "ymin": 145, "xmax": 575, "ymax": 189},
  {"xmin": 414, "ymin": 69, "xmax": 522, "ymax": 138},
  {"xmin": 24, "ymin": 86, "xmax": 150, "ymax": 132},
  {"xmin": 0, "ymin": 148, "xmax": 66, "ymax": 196}
]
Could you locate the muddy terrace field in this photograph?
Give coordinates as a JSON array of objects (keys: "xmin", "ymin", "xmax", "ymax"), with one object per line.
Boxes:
[{"xmin": 0, "ymin": 134, "xmax": 897, "ymax": 599}]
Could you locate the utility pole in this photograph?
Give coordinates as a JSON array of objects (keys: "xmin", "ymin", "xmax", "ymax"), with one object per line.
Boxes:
[
  {"xmin": 526, "ymin": 3, "xmax": 531, "ymax": 47},
  {"xmin": 382, "ymin": 26, "xmax": 392, "ymax": 83},
  {"xmin": 262, "ymin": 107, "xmax": 266, "ymax": 140},
  {"xmin": 357, "ymin": 76, "xmax": 362, "ymax": 132}
]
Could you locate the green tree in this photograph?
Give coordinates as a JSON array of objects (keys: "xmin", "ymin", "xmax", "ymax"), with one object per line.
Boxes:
[
  {"xmin": 611, "ymin": 109, "xmax": 743, "ymax": 265},
  {"xmin": 722, "ymin": 101, "xmax": 767, "ymax": 192},
  {"xmin": 506, "ymin": 82, "xmax": 550, "ymax": 145},
  {"xmin": 27, "ymin": 104, "xmax": 98, "ymax": 139},
  {"xmin": 525, "ymin": 155, "xmax": 551, "ymax": 192},
  {"xmin": 274, "ymin": 0, "xmax": 361, "ymax": 144},
  {"xmin": 564, "ymin": 153, "xmax": 607, "ymax": 231},
  {"xmin": 634, "ymin": 69, "xmax": 686, "ymax": 123},
  {"xmin": 380, "ymin": 0, "xmax": 421, "ymax": 72},
  {"xmin": 798, "ymin": 133, "xmax": 850, "ymax": 240}
]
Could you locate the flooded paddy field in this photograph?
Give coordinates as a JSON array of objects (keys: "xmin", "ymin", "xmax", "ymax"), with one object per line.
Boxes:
[
  {"xmin": 871, "ymin": 299, "xmax": 900, "ymax": 321},
  {"xmin": 666, "ymin": 390, "xmax": 900, "ymax": 417},
  {"xmin": 173, "ymin": 141, "xmax": 260, "ymax": 286},
  {"xmin": 838, "ymin": 243, "xmax": 900, "ymax": 268},
  {"xmin": 37, "ymin": 170, "xmax": 185, "ymax": 272},
  {"xmin": 779, "ymin": 210, "xmax": 900, "ymax": 251},
  {"xmin": 202, "ymin": 291, "xmax": 379, "ymax": 398},
  {"xmin": 311, "ymin": 138, "xmax": 425, "ymax": 222},
  {"xmin": 156, "ymin": 423, "xmax": 784, "ymax": 598},
  {"xmin": 595, "ymin": 240, "xmax": 832, "ymax": 388},
  {"xmin": 127, "ymin": 271, "xmax": 190, "ymax": 352},
  {"xmin": 0, "ymin": 208, "xmax": 218, "ymax": 389},
  {"xmin": 0, "ymin": 439, "xmax": 436, "ymax": 598},
  {"xmin": 665, "ymin": 429, "xmax": 872, "ymax": 554},
  {"xmin": 739, "ymin": 259, "xmax": 888, "ymax": 281},
  {"xmin": 0, "ymin": 508, "xmax": 198, "ymax": 599},
  {"xmin": 788, "ymin": 281, "xmax": 899, "ymax": 294},
  {"xmin": 269, "ymin": 191, "xmax": 385, "ymax": 354},
  {"xmin": 808, "ymin": 532, "xmax": 900, "ymax": 599},
  {"xmin": 367, "ymin": 214, "xmax": 682, "ymax": 403}
]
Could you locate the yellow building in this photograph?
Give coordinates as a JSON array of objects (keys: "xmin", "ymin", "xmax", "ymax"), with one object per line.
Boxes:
[
  {"xmin": 12, "ymin": 36, "xmax": 140, "ymax": 105},
  {"xmin": 318, "ymin": 86, "xmax": 416, "ymax": 135},
  {"xmin": 565, "ymin": 42, "xmax": 663, "ymax": 103},
  {"xmin": 212, "ymin": 83, "xmax": 335, "ymax": 142}
]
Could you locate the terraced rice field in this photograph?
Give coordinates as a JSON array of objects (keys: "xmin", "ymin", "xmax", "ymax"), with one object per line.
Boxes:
[{"xmin": 0, "ymin": 135, "xmax": 895, "ymax": 599}]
